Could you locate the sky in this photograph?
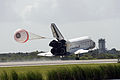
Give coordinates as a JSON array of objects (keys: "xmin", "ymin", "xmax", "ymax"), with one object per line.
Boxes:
[{"xmin": 0, "ymin": 0, "xmax": 120, "ymax": 53}]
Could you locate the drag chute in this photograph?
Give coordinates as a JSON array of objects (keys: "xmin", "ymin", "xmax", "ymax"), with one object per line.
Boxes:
[
  {"xmin": 29, "ymin": 32, "xmax": 46, "ymax": 40},
  {"xmin": 14, "ymin": 29, "xmax": 29, "ymax": 43},
  {"xmin": 14, "ymin": 29, "xmax": 48, "ymax": 43}
]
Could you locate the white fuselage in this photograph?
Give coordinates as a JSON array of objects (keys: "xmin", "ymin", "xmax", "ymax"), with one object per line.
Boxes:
[{"xmin": 66, "ymin": 36, "xmax": 95, "ymax": 54}]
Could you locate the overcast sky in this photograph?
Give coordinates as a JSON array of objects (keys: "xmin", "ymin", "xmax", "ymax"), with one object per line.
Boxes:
[{"xmin": 0, "ymin": 0, "xmax": 120, "ymax": 53}]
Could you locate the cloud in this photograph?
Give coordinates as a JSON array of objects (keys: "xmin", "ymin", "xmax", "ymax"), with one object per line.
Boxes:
[
  {"xmin": 54, "ymin": 0, "xmax": 120, "ymax": 22},
  {"xmin": 20, "ymin": 0, "xmax": 120, "ymax": 24},
  {"xmin": 0, "ymin": 0, "xmax": 120, "ymax": 23},
  {"xmin": 0, "ymin": 0, "xmax": 22, "ymax": 22},
  {"xmin": 21, "ymin": 0, "xmax": 58, "ymax": 24}
]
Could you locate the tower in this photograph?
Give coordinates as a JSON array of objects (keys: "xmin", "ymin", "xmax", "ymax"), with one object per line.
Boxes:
[{"xmin": 98, "ymin": 38, "xmax": 106, "ymax": 53}]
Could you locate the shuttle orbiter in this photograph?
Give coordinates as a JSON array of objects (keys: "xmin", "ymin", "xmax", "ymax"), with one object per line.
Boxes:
[{"xmin": 37, "ymin": 23, "xmax": 95, "ymax": 59}]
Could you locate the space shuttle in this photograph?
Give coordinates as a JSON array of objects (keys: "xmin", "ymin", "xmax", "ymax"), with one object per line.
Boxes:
[{"xmin": 37, "ymin": 23, "xmax": 95, "ymax": 57}]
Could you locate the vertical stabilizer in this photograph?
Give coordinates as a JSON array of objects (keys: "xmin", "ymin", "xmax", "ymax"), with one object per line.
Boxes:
[{"xmin": 51, "ymin": 23, "xmax": 64, "ymax": 41}]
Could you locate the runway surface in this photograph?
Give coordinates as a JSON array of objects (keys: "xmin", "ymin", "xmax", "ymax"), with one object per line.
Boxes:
[{"xmin": 0, "ymin": 59, "xmax": 118, "ymax": 67}]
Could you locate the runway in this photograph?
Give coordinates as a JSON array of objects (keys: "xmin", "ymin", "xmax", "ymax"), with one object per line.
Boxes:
[{"xmin": 0, "ymin": 59, "xmax": 118, "ymax": 67}]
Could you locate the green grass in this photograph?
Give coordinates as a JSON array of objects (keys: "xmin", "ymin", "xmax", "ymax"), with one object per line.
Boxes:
[
  {"xmin": 0, "ymin": 65, "xmax": 71, "ymax": 80},
  {"xmin": 0, "ymin": 63, "xmax": 120, "ymax": 80},
  {"xmin": 46, "ymin": 65, "xmax": 104, "ymax": 80},
  {"xmin": 0, "ymin": 70, "xmax": 43, "ymax": 80}
]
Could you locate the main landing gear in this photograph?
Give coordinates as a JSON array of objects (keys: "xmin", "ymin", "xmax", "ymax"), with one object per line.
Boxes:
[{"xmin": 75, "ymin": 54, "xmax": 80, "ymax": 60}]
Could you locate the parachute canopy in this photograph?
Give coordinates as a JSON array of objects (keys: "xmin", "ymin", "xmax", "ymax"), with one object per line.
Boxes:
[
  {"xmin": 14, "ymin": 29, "xmax": 29, "ymax": 43},
  {"xmin": 14, "ymin": 29, "xmax": 48, "ymax": 43}
]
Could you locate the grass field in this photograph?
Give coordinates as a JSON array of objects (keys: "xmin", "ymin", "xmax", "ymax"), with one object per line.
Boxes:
[
  {"xmin": 0, "ymin": 64, "xmax": 99, "ymax": 74},
  {"xmin": 0, "ymin": 63, "xmax": 120, "ymax": 80}
]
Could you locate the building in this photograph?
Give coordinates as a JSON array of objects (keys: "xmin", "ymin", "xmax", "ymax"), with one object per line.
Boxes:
[{"xmin": 98, "ymin": 38, "xmax": 106, "ymax": 53}]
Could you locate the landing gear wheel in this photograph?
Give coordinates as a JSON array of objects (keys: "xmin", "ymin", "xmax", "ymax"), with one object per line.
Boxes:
[{"xmin": 75, "ymin": 57, "xmax": 79, "ymax": 60}]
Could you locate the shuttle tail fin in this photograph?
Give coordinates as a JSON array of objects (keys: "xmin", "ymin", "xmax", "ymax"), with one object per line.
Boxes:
[{"xmin": 51, "ymin": 23, "xmax": 64, "ymax": 41}]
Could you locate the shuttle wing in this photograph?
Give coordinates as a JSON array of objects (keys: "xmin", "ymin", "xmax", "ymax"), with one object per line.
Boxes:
[
  {"xmin": 37, "ymin": 52, "xmax": 54, "ymax": 57},
  {"xmin": 51, "ymin": 23, "xmax": 64, "ymax": 41},
  {"xmin": 74, "ymin": 49, "xmax": 89, "ymax": 54}
]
